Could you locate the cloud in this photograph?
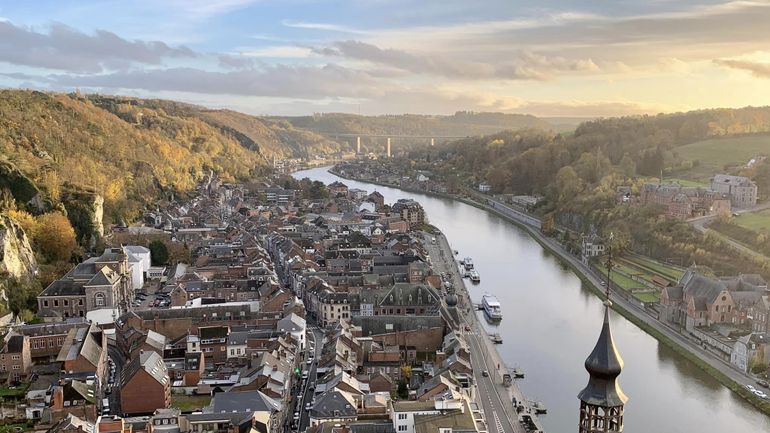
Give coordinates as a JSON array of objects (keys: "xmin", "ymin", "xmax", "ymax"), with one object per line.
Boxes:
[
  {"xmin": 316, "ymin": 40, "xmax": 598, "ymax": 80},
  {"xmin": 0, "ymin": 21, "xmax": 195, "ymax": 73},
  {"xmin": 713, "ymin": 59, "xmax": 770, "ymax": 78},
  {"xmin": 47, "ymin": 64, "xmax": 386, "ymax": 99},
  {"xmin": 281, "ymin": 20, "xmax": 368, "ymax": 35}
]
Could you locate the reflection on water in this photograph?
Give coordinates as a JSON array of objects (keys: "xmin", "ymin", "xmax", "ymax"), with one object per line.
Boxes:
[{"xmin": 293, "ymin": 167, "xmax": 770, "ymax": 433}]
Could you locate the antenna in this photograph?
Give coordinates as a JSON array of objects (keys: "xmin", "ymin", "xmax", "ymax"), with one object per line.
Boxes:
[{"xmin": 605, "ymin": 232, "xmax": 613, "ymax": 305}]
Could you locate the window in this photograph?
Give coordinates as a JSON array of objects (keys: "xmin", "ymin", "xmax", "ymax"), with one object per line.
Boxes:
[
  {"xmin": 79, "ymin": 299, "xmax": 84, "ymax": 306},
  {"xmin": 54, "ymin": 300, "xmax": 59, "ymax": 307},
  {"xmin": 12, "ymin": 365, "xmax": 19, "ymax": 370},
  {"xmin": 43, "ymin": 300, "xmax": 49, "ymax": 308},
  {"xmin": 95, "ymin": 293, "xmax": 106, "ymax": 307},
  {"xmin": 64, "ymin": 300, "xmax": 69, "ymax": 307},
  {"xmin": 12, "ymin": 355, "xmax": 19, "ymax": 360},
  {"xmin": 398, "ymin": 414, "xmax": 407, "ymax": 420},
  {"xmin": 398, "ymin": 426, "xmax": 407, "ymax": 432}
]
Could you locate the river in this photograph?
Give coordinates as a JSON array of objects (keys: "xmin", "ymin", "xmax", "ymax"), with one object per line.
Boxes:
[{"xmin": 293, "ymin": 166, "xmax": 770, "ymax": 433}]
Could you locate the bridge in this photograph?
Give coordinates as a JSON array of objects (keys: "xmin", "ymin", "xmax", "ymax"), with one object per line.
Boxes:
[{"xmin": 317, "ymin": 132, "xmax": 471, "ymax": 157}]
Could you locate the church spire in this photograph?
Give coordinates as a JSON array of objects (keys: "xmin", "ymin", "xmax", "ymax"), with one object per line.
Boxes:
[{"xmin": 578, "ymin": 234, "xmax": 627, "ymax": 432}]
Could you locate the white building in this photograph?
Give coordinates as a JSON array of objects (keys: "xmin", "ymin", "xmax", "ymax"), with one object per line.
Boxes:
[
  {"xmin": 711, "ymin": 174, "xmax": 758, "ymax": 208},
  {"xmin": 277, "ymin": 312, "xmax": 306, "ymax": 350},
  {"xmin": 581, "ymin": 235, "xmax": 605, "ymax": 265},
  {"xmin": 478, "ymin": 182, "xmax": 491, "ymax": 193},
  {"xmin": 391, "ymin": 399, "xmax": 473, "ymax": 433},
  {"xmin": 123, "ymin": 245, "xmax": 152, "ymax": 290}
]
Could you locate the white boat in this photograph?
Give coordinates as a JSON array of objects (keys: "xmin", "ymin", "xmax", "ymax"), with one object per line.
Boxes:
[
  {"xmin": 470, "ymin": 270, "xmax": 480, "ymax": 283},
  {"xmin": 482, "ymin": 294, "xmax": 502, "ymax": 320},
  {"xmin": 463, "ymin": 257, "xmax": 474, "ymax": 270}
]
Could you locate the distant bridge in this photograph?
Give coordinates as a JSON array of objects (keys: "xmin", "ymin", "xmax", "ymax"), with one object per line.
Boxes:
[{"xmin": 317, "ymin": 132, "xmax": 471, "ymax": 157}]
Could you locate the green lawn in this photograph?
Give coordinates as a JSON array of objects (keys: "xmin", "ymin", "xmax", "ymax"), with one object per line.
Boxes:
[
  {"xmin": 610, "ymin": 270, "xmax": 642, "ymax": 290},
  {"xmin": 623, "ymin": 255, "xmax": 684, "ymax": 281},
  {"xmin": 0, "ymin": 385, "xmax": 27, "ymax": 399},
  {"xmin": 675, "ymin": 135, "xmax": 770, "ymax": 180},
  {"xmin": 734, "ymin": 210, "xmax": 770, "ymax": 232},
  {"xmin": 171, "ymin": 395, "xmax": 211, "ymax": 412}
]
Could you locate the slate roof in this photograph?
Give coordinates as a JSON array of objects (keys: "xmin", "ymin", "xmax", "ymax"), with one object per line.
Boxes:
[
  {"xmin": 209, "ymin": 391, "xmax": 280, "ymax": 413},
  {"xmin": 310, "ymin": 389, "xmax": 357, "ymax": 419},
  {"xmin": 122, "ymin": 351, "xmax": 168, "ymax": 387}
]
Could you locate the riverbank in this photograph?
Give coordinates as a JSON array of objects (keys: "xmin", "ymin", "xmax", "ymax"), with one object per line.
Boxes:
[{"xmin": 329, "ymin": 166, "xmax": 770, "ymax": 417}]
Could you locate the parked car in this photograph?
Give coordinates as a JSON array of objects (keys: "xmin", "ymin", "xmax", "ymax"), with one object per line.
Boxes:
[
  {"xmin": 746, "ymin": 384, "xmax": 756, "ymax": 391},
  {"xmin": 293, "ymin": 412, "xmax": 300, "ymax": 421},
  {"xmin": 757, "ymin": 379, "xmax": 769, "ymax": 389},
  {"xmin": 482, "ymin": 371, "xmax": 489, "ymax": 377},
  {"xmin": 305, "ymin": 402, "xmax": 311, "ymax": 410},
  {"xmin": 753, "ymin": 390, "xmax": 768, "ymax": 399}
]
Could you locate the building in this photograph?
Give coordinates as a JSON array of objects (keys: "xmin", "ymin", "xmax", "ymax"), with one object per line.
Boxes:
[
  {"xmin": 124, "ymin": 245, "xmax": 152, "ymax": 290},
  {"xmin": 0, "ymin": 335, "xmax": 31, "ymax": 383},
  {"xmin": 581, "ymin": 235, "xmax": 605, "ymax": 265},
  {"xmin": 37, "ymin": 249, "xmax": 133, "ymax": 320},
  {"xmin": 391, "ymin": 200, "xmax": 425, "ymax": 229},
  {"xmin": 391, "ymin": 399, "xmax": 478, "ymax": 433},
  {"xmin": 478, "ymin": 182, "xmax": 491, "ymax": 193},
  {"xmin": 57, "ymin": 324, "xmax": 106, "ymax": 377},
  {"xmin": 711, "ymin": 174, "xmax": 758, "ymax": 208},
  {"xmin": 577, "ymin": 301, "xmax": 627, "ymax": 432},
  {"xmin": 730, "ymin": 333, "xmax": 770, "ymax": 373},
  {"xmin": 329, "ymin": 181, "xmax": 349, "ymax": 197},
  {"xmin": 640, "ymin": 183, "xmax": 731, "ymax": 220},
  {"xmin": 120, "ymin": 351, "xmax": 171, "ymax": 415},
  {"xmin": 9, "ymin": 320, "xmax": 89, "ymax": 362}
]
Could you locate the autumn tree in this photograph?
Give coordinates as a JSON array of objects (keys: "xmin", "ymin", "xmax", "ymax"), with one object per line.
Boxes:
[{"xmin": 34, "ymin": 212, "xmax": 77, "ymax": 262}]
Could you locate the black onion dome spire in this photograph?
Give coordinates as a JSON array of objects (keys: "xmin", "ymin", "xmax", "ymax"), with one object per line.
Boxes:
[{"xmin": 578, "ymin": 302, "xmax": 627, "ymax": 408}]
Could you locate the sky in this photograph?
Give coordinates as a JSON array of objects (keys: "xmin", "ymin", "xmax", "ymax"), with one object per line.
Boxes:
[{"xmin": 1, "ymin": 0, "xmax": 769, "ymax": 117}]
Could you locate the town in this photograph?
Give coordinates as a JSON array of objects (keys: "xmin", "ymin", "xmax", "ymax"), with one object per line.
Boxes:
[{"xmin": 0, "ymin": 172, "xmax": 547, "ymax": 433}]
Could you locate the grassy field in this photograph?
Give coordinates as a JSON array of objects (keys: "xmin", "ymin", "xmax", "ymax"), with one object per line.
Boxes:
[
  {"xmin": 623, "ymin": 254, "xmax": 685, "ymax": 281},
  {"xmin": 171, "ymin": 395, "xmax": 211, "ymax": 412},
  {"xmin": 675, "ymin": 135, "xmax": 770, "ymax": 180},
  {"xmin": 633, "ymin": 292, "xmax": 661, "ymax": 303},
  {"xmin": 734, "ymin": 209, "xmax": 770, "ymax": 232}
]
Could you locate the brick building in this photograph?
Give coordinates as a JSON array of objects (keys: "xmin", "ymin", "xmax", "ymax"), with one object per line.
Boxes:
[
  {"xmin": 0, "ymin": 335, "xmax": 31, "ymax": 383},
  {"xmin": 120, "ymin": 351, "xmax": 171, "ymax": 415}
]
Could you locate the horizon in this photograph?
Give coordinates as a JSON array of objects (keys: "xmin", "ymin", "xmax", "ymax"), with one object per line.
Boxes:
[{"xmin": 2, "ymin": 1, "xmax": 770, "ymax": 117}]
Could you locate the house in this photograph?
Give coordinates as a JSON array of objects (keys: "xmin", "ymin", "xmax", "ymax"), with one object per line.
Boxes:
[
  {"xmin": 276, "ymin": 313, "xmax": 306, "ymax": 350},
  {"xmin": 366, "ymin": 192, "xmax": 385, "ymax": 210},
  {"xmin": 478, "ymin": 182, "xmax": 491, "ymax": 193},
  {"xmin": 10, "ymin": 320, "xmax": 89, "ymax": 362},
  {"xmin": 120, "ymin": 351, "xmax": 171, "ymax": 415},
  {"xmin": 0, "ymin": 335, "xmax": 31, "ymax": 383},
  {"xmin": 581, "ymin": 235, "xmax": 604, "ymax": 265},
  {"xmin": 390, "ymin": 399, "xmax": 478, "ymax": 433},
  {"xmin": 47, "ymin": 413, "xmax": 94, "ymax": 433},
  {"xmin": 329, "ymin": 182, "xmax": 349, "ymax": 197},
  {"xmin": 207, "ymin": 390, "xmax": 280, "ymax": 433},
  {"xmin": 227, "ymin": 331, "xmax": 248, "ymax": 359},
  {"xmin": 57, "ymin": 324, "xmax": 106, "ymax": 377},
  {"xmin": 309, "ymin": 389, "xmax": 358, "ymax": 427},
  {"xmin": 711, "ymin": 174, "xmax": 758, "ymax": 208},
  {"xmin": 198, "ymin": 325, "xmax": 230, "ymax": 367},
  {"xmin": 731, "ymin": 333, "xmax": 770, "ymax": 373}
]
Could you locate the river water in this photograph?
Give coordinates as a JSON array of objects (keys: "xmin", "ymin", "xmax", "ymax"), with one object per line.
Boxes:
[{"xmin": 294, "ymin": 166, "xmax": 770, "ymax": 433}]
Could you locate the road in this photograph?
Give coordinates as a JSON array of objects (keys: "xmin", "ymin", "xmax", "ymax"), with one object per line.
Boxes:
[
  {"xmin": 297, "ymin": 326, "xmax": 324, "ymax": 432},
  {"xmin": 423, "ymin": 232, "xmax": 532, "ymax": 433}
]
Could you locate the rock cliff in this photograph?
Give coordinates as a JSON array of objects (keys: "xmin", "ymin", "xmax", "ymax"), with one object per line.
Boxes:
[{"xmin": 0, "ymin": 215, "xmax": 38, "ymax": 281}]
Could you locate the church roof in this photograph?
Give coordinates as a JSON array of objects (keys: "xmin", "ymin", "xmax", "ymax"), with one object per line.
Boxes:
[{"xmin": 578, "ymin": 305, "xmax": 627, "ymax": 408}]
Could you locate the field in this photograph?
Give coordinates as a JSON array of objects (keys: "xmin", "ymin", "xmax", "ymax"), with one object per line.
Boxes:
[
  {"xmin": 734, "ymin": 209, "xmax": 770, "ymax": 233},
  {"xmin": 674, "ymin": 135, "xmax": 770, "ymax": 180},
  {"xmin": 664, "ymin": 178, "xmax": 709, "ymax": 187}
]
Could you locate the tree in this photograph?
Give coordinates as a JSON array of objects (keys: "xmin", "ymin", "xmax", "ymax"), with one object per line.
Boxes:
[
  {"xmin": 149, "ymin": 240, "xmax": 170, "ymax": 265},
  {"xmin": 397, "ymin": 379, "xmax": 408, "ymax": 399},
  {"xmin": 5, "ymin": 277, "xmax": 41, "ymax": 320},
  {"xmin": 34, "ymin": 212, "xmax": 77, "ymax": 262}
]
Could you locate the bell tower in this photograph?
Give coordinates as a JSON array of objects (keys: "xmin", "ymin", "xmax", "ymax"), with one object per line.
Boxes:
[{"xmin": 578, "ymin": 234, "xmax": 627, "ymax": 432}]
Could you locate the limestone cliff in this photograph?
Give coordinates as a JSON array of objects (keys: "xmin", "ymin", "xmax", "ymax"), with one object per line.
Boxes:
[{"xmin": 0, "ymin": 215, "xmax": 38, "ymax": 281}]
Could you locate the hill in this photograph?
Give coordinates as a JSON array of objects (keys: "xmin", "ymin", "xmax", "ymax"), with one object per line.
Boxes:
[
  {"xmin": 275, "ymin": 111, "xmax": 553, "ymax": 138},
  {"xmin": 0, "ymin": 90, "xmax": 271, "ymax": 224},
  {"xmin": 86, "ymin": 96, "xmax": 349, "ymax": 159},
  {"xmin": 673, "ymin": 134, "xmax": 770, "ymax": 181}
]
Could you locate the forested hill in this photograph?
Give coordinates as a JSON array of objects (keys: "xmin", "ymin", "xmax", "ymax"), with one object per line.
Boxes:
[
  {"xmin": 275, "ymin": 111, "xmax": 553, "ymax": 137},
  {"xmin": 86, "ymin": 96, "xmax": 349, "ymax": 159},
  {"xmin": 0, "ymin": 90, "xmax": 343, "ymax": 226}
]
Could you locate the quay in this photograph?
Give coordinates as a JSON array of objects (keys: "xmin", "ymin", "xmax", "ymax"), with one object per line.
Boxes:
[{"xmin": 424, "ymin": 230, "xmax": 547, "ymax": 433}]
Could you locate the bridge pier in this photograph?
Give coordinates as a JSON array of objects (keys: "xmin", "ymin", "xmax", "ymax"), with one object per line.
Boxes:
[
  {"xmin": 357, "ymin": 136, "xmax": 361, "ymax": 154},
  {"xmin": 431, "ymin": 138, "xmax": 435, "ymax": 147},
  {"xmin": 387, "ymin": 137, "xmax": 391, "ymax": 158}
]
